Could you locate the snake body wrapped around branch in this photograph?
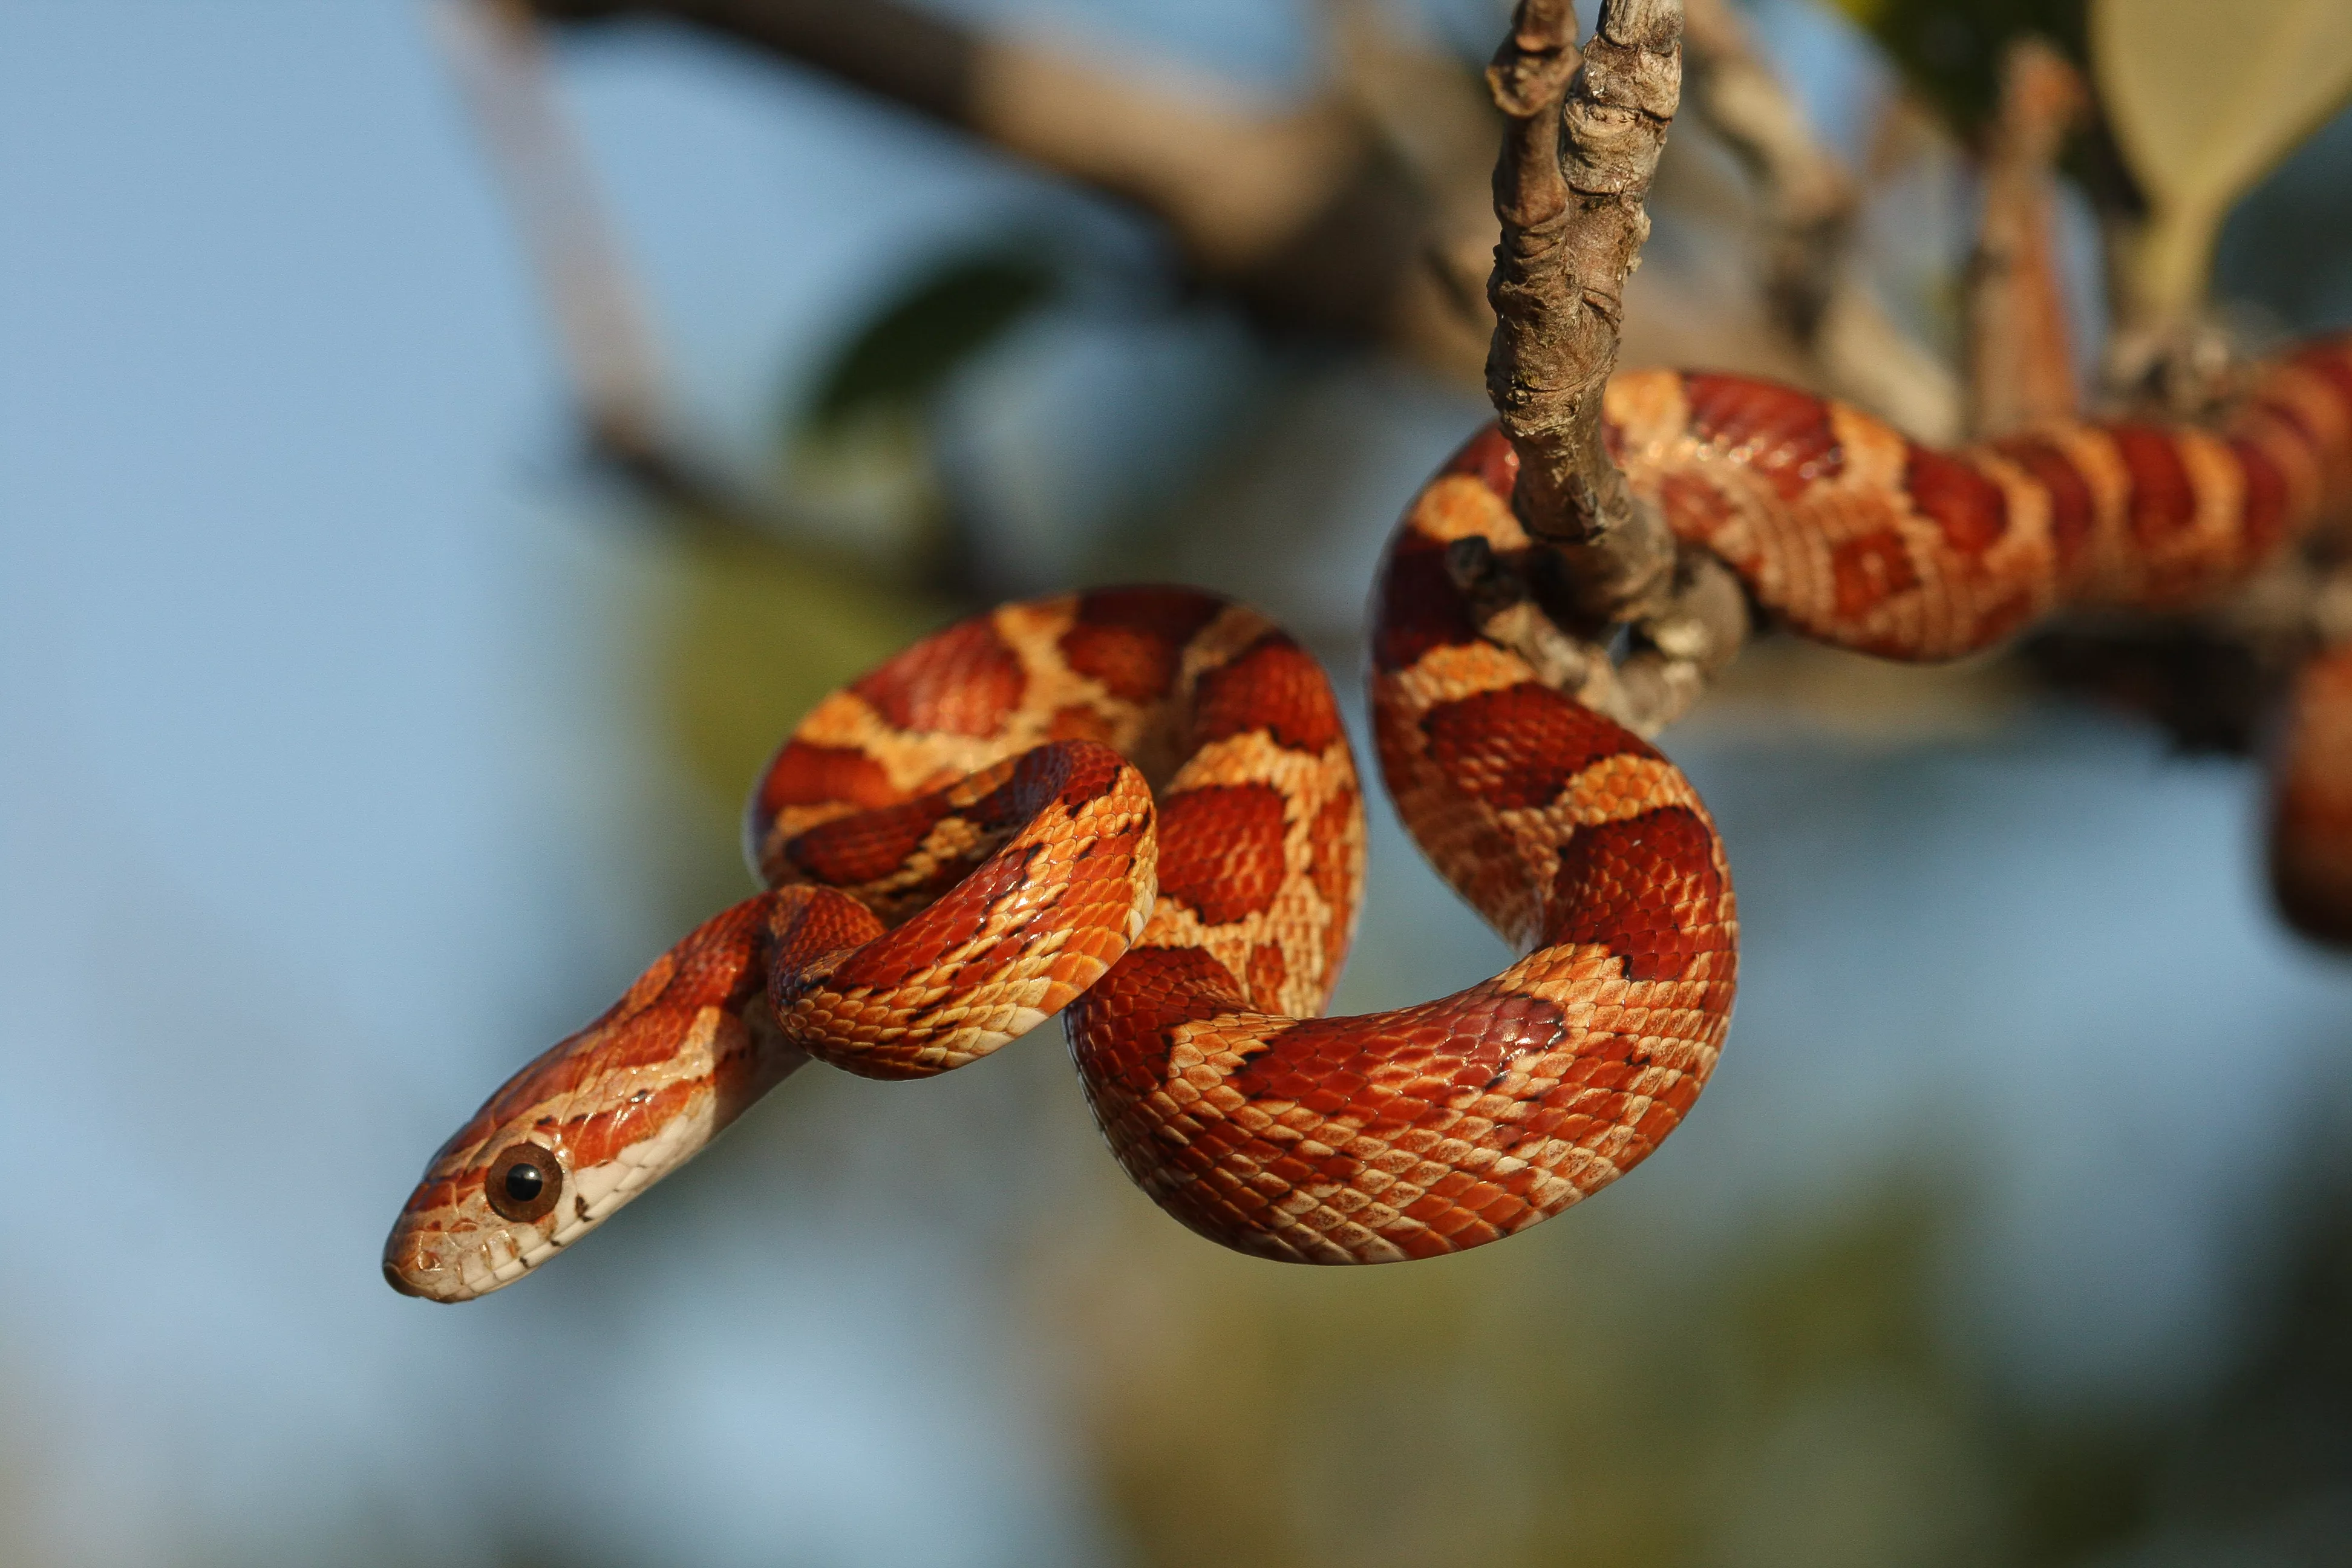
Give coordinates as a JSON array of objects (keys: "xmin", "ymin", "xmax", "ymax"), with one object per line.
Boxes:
[
  {"xmin": 382, "ymin": 317, "xmax": 2352, "ymax": 1299},
  {"xmin": 385, "ymin": 1, "xmax": 2352, "ymax": 1299}
]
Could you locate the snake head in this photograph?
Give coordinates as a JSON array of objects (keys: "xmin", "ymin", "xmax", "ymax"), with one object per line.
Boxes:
[
  {"xmin": 382, "ymin": 899, "xmax": 806, "ymax": 1302},
  {"xmin": 380, "ymin": 1122, "xmax": 595, "ymax": 1304}
]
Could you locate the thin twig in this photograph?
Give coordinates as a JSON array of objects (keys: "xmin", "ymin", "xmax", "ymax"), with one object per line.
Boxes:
[
  {"xmin": 437, "ymin": 0, "xmax": 671, "ymax": 462},
  {"xmin": 1678, "ymin": 0, "xmax": 1960, "ymax": 442},
  {"xmin": 1679, "ymin": 0, "xmax": 1849, "ymax": 347},
  {"xmin": 1477, "ymin": 1, "xmax": 1745, "ymax": 733},
  {"xmin": 1964, "ymin": 37, "xmax": 2085, "ymax": 436},
  {"xmin": 1484, "ymin": 0, "xmax": 1681, "ymax": 619}
]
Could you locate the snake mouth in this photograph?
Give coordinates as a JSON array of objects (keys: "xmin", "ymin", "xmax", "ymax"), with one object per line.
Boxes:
[
  {"xmin": 382, "ymin": 1125, "xmax": 707, "ymax": 1302},
  {"xmin": 380, "ymin": 1220, "xmax": 542, "ymax": 1303},
  {"xmin": 380, "ymin": 1221, "xmax": 471, "ymax": 1302}
]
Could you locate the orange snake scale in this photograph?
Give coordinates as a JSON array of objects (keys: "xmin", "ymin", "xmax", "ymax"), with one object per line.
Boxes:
[{"xmin": 386, "ymin": 335, "xmax": 2352, "ymax": 1301}]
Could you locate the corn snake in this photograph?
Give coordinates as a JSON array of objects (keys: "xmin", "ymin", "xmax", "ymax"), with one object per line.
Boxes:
[{"xmin": 385, "ymin": 333, "xmax": 2352, "ymax": 1301}]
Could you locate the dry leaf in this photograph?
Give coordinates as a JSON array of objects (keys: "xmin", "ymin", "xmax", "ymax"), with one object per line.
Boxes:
[{"xmin": 2092, "ymin": 0, "xmax": 2352, "ymax": 319}]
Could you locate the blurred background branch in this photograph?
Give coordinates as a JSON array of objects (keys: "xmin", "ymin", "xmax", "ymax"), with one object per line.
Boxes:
[
  {"xmin": 1684, "ymin": 0, "xmax": 1963, "ymax": 439},
  {"xmin": 439, "ymin": 0, "xmax": 895, "ymax": 560},
  {"xmin": 1961, "ymin": 36, "xmax": 2082, "ymax": 436},
  {"xmin": 526, "ymin": 0, "xmax": 1495, "ymax": 372}
]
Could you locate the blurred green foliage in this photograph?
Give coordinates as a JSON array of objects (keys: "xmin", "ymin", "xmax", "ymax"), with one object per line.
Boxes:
[
  {"xmin": 653, "ymin": 528, "xmax": 946, "ymax": 841},
  {"xmin": 799, "ymin": 249, "xmax": 1057, "ymax": 435},
  {"xmin": 1830, "ymin": 0, "xmax": 2086, "ymax": 135},
  {"xmin": 1047, "ymin": 1146, "xmax": 2352, "ymax": 1567},
  {"xmin": 1050, "ymin": 1181, "xmax": 1998, "ymax": 1568}
]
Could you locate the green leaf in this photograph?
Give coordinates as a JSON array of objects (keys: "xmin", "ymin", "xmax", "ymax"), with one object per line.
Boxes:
[
  {"xmin": 799, "ymin": 250, "xmax": 1057, "ymax": 434},
  {"xmin": 1835, "ymin": 0, "xmax": 2088, "ymax": 135},
  {"xmin": 2092, "ymin": 0, "xmax": 2352, "ymax": 318}
]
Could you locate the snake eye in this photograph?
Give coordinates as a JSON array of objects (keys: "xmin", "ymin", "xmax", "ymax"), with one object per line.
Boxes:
[{"xmin": 484, "ymin": 1142, "xmax": 564, "ymax": 1223}]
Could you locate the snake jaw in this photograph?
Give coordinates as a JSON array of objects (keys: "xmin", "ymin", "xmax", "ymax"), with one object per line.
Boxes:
[
  {"xmin": 382, "ymin": 1110, "xmax": 711, "ymax": 1302},
  {"xmin": 380, "ymin": 1137, "xmax": 584, "ymax": 1302},
  {"xmin": 382, "ymin": 1000, "xmax": 805, "ymax": 1302}
]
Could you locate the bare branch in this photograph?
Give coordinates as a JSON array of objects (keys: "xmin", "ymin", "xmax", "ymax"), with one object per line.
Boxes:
[
  {"xmin": 1475, "ymin": 1, "xmax": 1748, "ymax": 724},
  {"xmin": 1679, "ymin": 0, "xmax": 1849, "ymax": 344},
  {"xmin": 1323, "ymin": 0, "xmax": 1505, "ymax": 382},
  {"xmin": 436, "ymin": 0, "xmax": 864, "ymax": 560},
  {"xmin": 1964, "ymin": 37, "xmax": 2085, "ymax": 436},
  {"xmin": 1677, "ymin": 0, "xmax": 1959, "ymax": 441},
  {"xmin": 1484, "ymin": 0, "xmax": 1682, "ymax": 620},
  {"xmin": 528, "ymin": 0, "xmax": 1457, "ymax": 348},
  {"xmin": 535, "ymin": 0, "xmax": 973, "ymax": 117},
  {"xmin": 439, "ymin": 0, "xmax": 671, "ymax": 463},
  {"xmin": 1447, "ymin": 534, "xmax": 1746, "ymax": 736}
]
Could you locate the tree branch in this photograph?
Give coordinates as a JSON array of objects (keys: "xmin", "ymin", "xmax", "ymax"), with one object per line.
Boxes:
[
  {"xmin": 441, "ymin": 0, "xmax": 671, "ymax": 465},
  {"xmin": 1484, "ymin": 0, "xmax": 1680, "ymax": 619},
  {"xmin": 1679, "ymin": 0, "xmax": 1847, "ymax": 346},
  {"xmin": 528, "ymin": 0, "xmax": 1448, "ymax": 347},
  {"xmin": 436, "ymin": 0, "xmax": 863, "ymax": 557},
  {"xmin": 1474, "ymin": 1, "xmax": 1742, "ymax": 734},
  {"xmin": 1964, "ymin": 37, "xmax": 2084, "ymax": 436}
]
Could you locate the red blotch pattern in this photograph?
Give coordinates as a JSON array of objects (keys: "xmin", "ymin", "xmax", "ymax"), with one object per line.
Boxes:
[
  {"xmin": 1993, "ymin": 436, "xmax": 2096, "ymax": 579},
  {"xmin": 1658, "ymin": 469, "xmax": 1739, "ymax": 547},
  {"xmin": 758, "ymin": 742, "xmax": 897, "ymax": 816},
  {"xmin": 1905, "ymin": 444, "xmax": 2008, "ymax": 553},
  {"xmin": 765, "ymin": 884, "xmax": 887, "ymax": 979},
  {"xmin": 1232, "ymin": 988, "xmax": 1568, "ymax": 1105},
  {"xmin": 852, "ymin": 618, "xmax": 1026, "ymax": 736},
  {"xmin": 1246, "ymin": 942, "xmax": 1289, "ymax": 1011},
  {"xmin": 1422, "ymin": 683, "xmax": 1659, "ymax": 812},
  {"xmin": 1068, "ymin": 944, "xmax": 1251, "ymax": 1100},
  {"xmin": 2111, "ymin": 425, "xmax": 2197, "ymax": 547},
  {"xmin": 1047, "ymin": 704, "xmax": 1117, "ymax": 745},
  {"xmin": 785, "ymin": 800, "xmax": 950, "ymax": 890},
  {"xmin": 1548, "ymin": 807, "xmax": 1727, "ymax": 982},
  {"xmin": 1372, "ymin": 539, "xmax": 1477, "ymax": 672},
  {"xmin": 1194, "ymin": 634, "xmax": 1344, "ymax": 753},
  {"xmin": 1829, "ymin": 531, "xmax": 1922, "ymax": 619},
  {"xmin": 1683, "ymin": 374, "xmax": 1844, "ymax": 498},
  {"xmin": 782, "ymin": 753, "xmax": 1043, "ymax": 912},
  {"xmin": 1157, "ymin": 783, "xmax": 1290, "ymax": 925},
  {"xmin": 1059, "ymin": 586, "xmax": 1224, "ymax": 701}
]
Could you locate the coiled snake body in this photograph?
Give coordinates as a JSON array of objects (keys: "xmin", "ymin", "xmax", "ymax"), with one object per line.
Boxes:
[{"xmin": 386, "ymin": 335, "xmax": 2352, "ymax": 1301}]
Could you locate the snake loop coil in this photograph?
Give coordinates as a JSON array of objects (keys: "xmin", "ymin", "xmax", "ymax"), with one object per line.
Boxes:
[{"xmin": 387, "ymin": 336, "xmax": 2352, "ymax": 1302}]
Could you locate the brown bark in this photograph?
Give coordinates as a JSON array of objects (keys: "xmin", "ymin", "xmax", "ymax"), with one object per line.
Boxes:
[
  {"xmin": 1965, "ymin": 38, "xmax": 2085, "ymax": 436},
  {"xmin": 1475, "ymin": 1, "xmax": 1744, "ymax": 734},
  {"xmin": 1485, "ymin": 0, "xmax": 1681, "ymax": 618}
]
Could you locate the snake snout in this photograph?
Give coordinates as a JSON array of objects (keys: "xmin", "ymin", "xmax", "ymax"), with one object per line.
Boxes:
[
  {"xmin": 379, "ymin": 1212, "xmax": 475, "ymax": 1302},
  {"xmin": 382, "ymin": 1255, "xmax": 426, "ymax": 1299}
]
